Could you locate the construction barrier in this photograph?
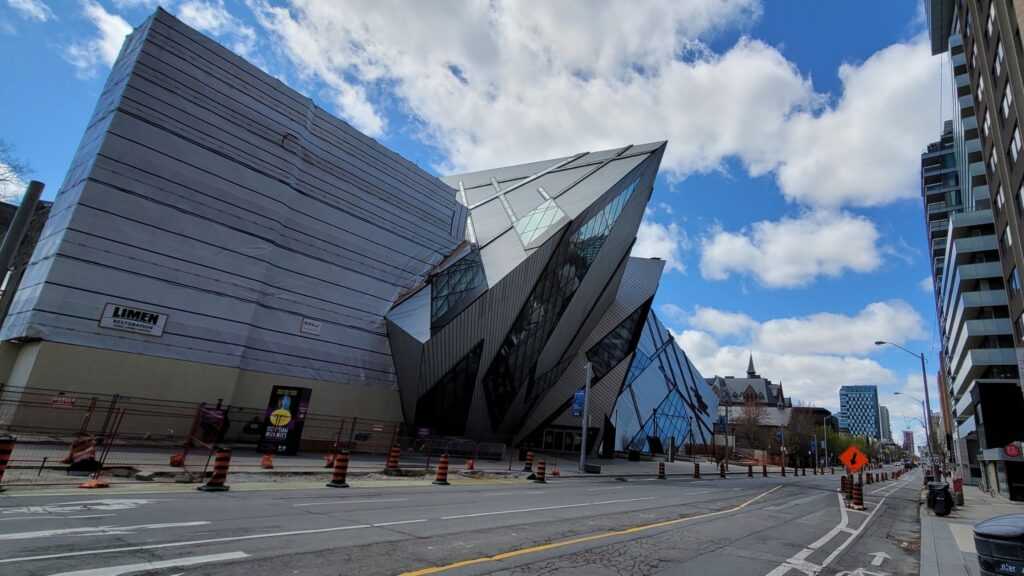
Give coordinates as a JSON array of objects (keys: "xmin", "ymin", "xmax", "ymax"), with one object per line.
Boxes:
[
  {"xmin": 694, "ymin": 461, "xmax": 700, "ymax": 479},
  {"xmin": 840, "ymin": 475, "xmax": 848, "ymax": 496},
  {"xmin": 762, "ymin": 463, "xmax": 768, "ymax": 477},
  {"xmin": 551, "ymin": 464, "xmax": 560, "ymax": 477},
  {"xmin": 658, "ymin": 461, "xmax": 666, "ymax": 480},
  {"xmin": 850, "ymin": 478, "xmax": 865, "ymax": 510},
  {"xmin": 523, "ymin": 451, "xmax": 534, "ymax": 473},
  {"xmin": 197, "ymin": 448, "xmax": 232, "ymax": 492},
  {"xmin": 534, "ymin": 460, "xmax": 546, "ymax": 484},
  {"xmin": 63, "ymin": 435, "xmax": 98, "ymax": 470},
  {"xmin": 327, "ymin": 451, "xmax": 350, "ymax": 488},
  {"xmin": 719, "ymin": 462, "xmax": 726, "ymax": 479},
  {"xmin": 433, "ymin": 454, "xmax": 450, "ymax": 486},
  {"xmin": 781, "ymin": 465, "xmax": 786, "ymax": 477},
  {"xmin": 260, "ymin": 453, "xmax": 274, "ymax": 470},
  {"xmin": 385, "ymin": 444, "xmax": 401, "ymax": 472},
  {"xmin": 465, "ymin": 458, "xmax": 475, "ymax": 472},
  {"xmin": 748, "ymin": 464, "xmax": 753, "ymax": 478},
  {"xmin": 0, "ymin": 436, "xmax": 13, "ymax": 492}
]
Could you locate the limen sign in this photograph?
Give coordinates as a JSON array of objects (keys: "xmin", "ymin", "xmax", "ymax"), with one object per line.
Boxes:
[{"xmin": 99, "ymin": 303, "xmax": 168, "ymax": 336}]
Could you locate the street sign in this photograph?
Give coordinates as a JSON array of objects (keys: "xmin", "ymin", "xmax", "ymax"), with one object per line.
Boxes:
[
  {"xmin": 839, "ymin": 446, "xmax": 869, "ymax": 473},
  {"xmin": 571, "ymin": 389, "xmax": 585, "ymax": 417}
]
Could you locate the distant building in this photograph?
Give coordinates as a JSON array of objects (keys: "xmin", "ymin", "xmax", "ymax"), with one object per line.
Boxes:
[
  {"xmin": 707, "ymin": 355, "xmax": 794, "ymax": 445},
  {"xmin": 903, "ymin": 430, "xmax": 915, "ymax": 453},
  {"xmin": 879, "ymin": 405, "xmax": 892, "ymax": 442},
  {"xmin": 839, "ymin": 385, "xmax": 880, "ymax": 439}
]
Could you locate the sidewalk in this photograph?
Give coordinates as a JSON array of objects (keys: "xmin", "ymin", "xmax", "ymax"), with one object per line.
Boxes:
[{"xmin": 920, "ymin": 484, "xmax": 1024, "ymax": 575}]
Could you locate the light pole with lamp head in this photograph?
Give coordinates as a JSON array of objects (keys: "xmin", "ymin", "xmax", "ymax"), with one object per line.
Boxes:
[{"xmin": 876, "ymin": 340, "xmax": 935, "ymax": 475}]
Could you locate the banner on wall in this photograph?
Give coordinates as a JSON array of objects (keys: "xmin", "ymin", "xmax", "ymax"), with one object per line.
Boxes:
[{"xmin": 258, "ymin": 385, "xmax": 312, "ymax": 455}]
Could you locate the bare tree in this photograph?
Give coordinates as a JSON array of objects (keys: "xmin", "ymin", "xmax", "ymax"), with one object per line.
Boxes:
[
  {"xmin": 735, "ymin": 397, "xmax": 766, "ymax": 449},
  {"xmin": 0, "ymin": 139, "xmax": 31, "ymax": 197}
]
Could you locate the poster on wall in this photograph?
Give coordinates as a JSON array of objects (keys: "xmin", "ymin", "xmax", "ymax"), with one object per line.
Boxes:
[{"xmin": 258, "ymin": 385, "xmax": 312, "ymax": 455}]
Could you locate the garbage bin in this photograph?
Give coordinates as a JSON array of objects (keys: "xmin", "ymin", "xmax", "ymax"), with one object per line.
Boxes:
[
  {"xmin": 928, "ymin": 481, "xmax": 946, "ymax": 509},
  {"xmin": 933, "ymin": 482, "xmax": 953, "ymax": 517},
  {"xmin": 974, "ymin": 514, "xmax": 1024, "ymax": 576}
]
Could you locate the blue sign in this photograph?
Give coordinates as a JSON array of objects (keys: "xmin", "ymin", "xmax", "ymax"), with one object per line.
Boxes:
[{"xmin": 571, "ymin": 389, "xmax": 585, "ymax": 417}]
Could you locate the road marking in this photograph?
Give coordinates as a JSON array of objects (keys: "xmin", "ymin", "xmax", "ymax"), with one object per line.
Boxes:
[
  {"xmin": 440, "ymin": 497, "xmax": 656, "ymax": 520},
  {"xmin": 1, "ymin": 500, "xmax": 155, "ymax": 515},
  {"xmin": 764, "ymin": 493, "xmax": 830, "ymax": 510},
  {"xmin": 0, "ymin": 521, "xmax": 209, "ymax": 541},
  {"xmin": 400, "ymin": 485, "xmax": 782, "ymax": 576},
  {"xmin": 373, "ymin": 519, "xmax": 428, "ymax": 527},
  {"xmin": 66, "ymin": 515, "xmax": 117, "ymax": 520},
  {"xmin": 584, "ymin": 487, "xmax": 625, "ymax": 492},
  {"xmin": 0, "ymin": 524, "xmax": 373, "ymax": 565},
  {"xmin": 45, "ymin": 551, "xmax": 249, "ymax": 576},
  {"xmin": 293, "ymin": 498, "xmax": 409, "ymax": 507},
  {"xmin": 869, "ymin": 551, "xmax": 890, "ymax": 566}
]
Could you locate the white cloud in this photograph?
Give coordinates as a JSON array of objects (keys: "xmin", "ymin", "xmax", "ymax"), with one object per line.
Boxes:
[
  {"xmin": 177, "ymin": 0, "xmax": 257, "ymax": 57},
  {"xmin": 64, "ymin": 0, "xmax": 132, "ymax": 78},
  {"xmin": 775, "ymin": 36, "xmax": 941, "ymax": 208},
  {"xmin": 699, "ymin": 210, "xmax": 881, "ymax": 287},
  {"xmin": 658, "ymin": 303, "xmax": 688, "ymax": 326},
  {"xmin": 631, "ymin": 217, "xmax": 688, "ymax": 273},
  {"xmin": 756, "ymin": 300, "xmax": 927, "ymax": 356},
  {"xmin": 689, "ymin": 306, "xmax": 755, "ymax": 337},
  {"xmin": 919, "ymin": 276, "xmax": 934, "ymax": 293},
  {"xmin": 242, "ymin": 2, "xmax": 939, "ymax": 213},
  {"xmin": 7, "ymin": 0, "xmax": 53, "ymax": 22},
  {"xmin": 675, "ymin": 328, "xmax": 895, "ymax": 409},
  {"xmin": 111, "ymin": 0, "xmax": 159, "ymax": 7}
]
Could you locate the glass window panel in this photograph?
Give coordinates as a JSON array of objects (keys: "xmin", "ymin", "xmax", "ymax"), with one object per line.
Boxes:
[
  {"xmin": 586, "ymin": 302, "xmax": 651, "ymax": 382},
  {"xmin": 514, "ymin": 199, "xmax": 566, "ymax": 247},
  {"xmin": 431, "ymin": 248, "xmax": 487, "ymax": 331}
]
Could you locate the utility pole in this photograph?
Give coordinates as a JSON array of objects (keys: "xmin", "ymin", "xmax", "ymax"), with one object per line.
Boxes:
[{"xmin": 579, "ymin": 361, "xmax": 591, "ymax": 473}]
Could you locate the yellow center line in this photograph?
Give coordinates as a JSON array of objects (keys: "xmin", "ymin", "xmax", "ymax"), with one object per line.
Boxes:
[{"xmin": 399, "ymin": 484, "xmax": 783, "ymax": 576}]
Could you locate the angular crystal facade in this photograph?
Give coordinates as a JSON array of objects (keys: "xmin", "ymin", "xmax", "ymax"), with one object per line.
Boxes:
[
  {"xmin": 610, "ymin": 309, "xmax": 717, "ymax": 454},
  {"xmin": 430, "ymin": 248, "xmax": 487, "ymax": 331},
  {"xmin": 414, "ymin": 341, "xmax": 483, "ymax": 436},
  {"xmin": 481, "ymin": 175, "xmax": 643, "ymax": 431},
  {"xmin": 585, "ymin": 300, "xmax": 650, "ymax": 382}
]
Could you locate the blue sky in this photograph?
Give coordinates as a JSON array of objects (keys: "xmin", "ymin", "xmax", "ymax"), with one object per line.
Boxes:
[{"xmin": 0, "ymin": 0, "xmax": 943, "ymax": 445}]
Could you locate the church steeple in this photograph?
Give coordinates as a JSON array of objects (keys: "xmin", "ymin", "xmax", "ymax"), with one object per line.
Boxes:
[{"xmin": 746, "ymin": 353, "xmax": 757, "ymax": 378}]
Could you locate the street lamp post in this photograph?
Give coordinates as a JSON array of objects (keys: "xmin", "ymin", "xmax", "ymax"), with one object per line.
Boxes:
[{"xmin": 875, "ymin": 341, "xmax": 935, "ymax": 474}]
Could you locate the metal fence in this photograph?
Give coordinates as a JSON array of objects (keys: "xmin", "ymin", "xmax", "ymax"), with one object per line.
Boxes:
[{"xmin": 0, "ymin": 385, "xmax": 506, "ymax": 487}]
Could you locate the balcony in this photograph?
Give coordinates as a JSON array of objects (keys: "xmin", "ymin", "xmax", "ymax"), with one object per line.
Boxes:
[
  {"xmin": 930, "ymin": 219, "xmax": 950, "ymax": 232},
  {"xmin": 952, "ymin": 348, "xmax": 1018, "ymax": 399},
  {"xmin": 949, "ymin": 318, "xmax": 1013, "ymax": 376}
]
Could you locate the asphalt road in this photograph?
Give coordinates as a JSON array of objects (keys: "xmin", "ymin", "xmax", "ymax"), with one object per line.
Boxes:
[{"xmin": 0, "ymin": 467, "xmax": 922, "ymax": 575}]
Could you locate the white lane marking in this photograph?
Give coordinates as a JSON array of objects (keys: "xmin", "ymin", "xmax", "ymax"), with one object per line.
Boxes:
[
  {"xmin": 292, "ymin": 498, "xmax": 408, "ymax": 507},
  {"xmin": 440, "ymin": 497, "xmax": 656, "ymax": 520},
  {"xmin": 372, "ymin": 519, "xmax": 427, "ymax": 527},
  {"xmin": 0, "ymin": 524, "xmax": 373, "ymax": 565},
  {"xmin": 45, "ymin": 551, "xmax": 249, "ymax": 576},
  {"xmin": 66, "ymin": 515, "xmax": 117, "ymax": 520},
  {"xmin": 487, "ymin": 491, "xmax": 547, "ymax": 496},
  {"xmin": 0, "ymin": 514, "xmax": 116, "ymax": 522},
  {"xmin": 0, "ymin": 522, "xmax": 209, "ymax": 541},
  {"xmin": 1, "ymin": 500, "xmax": 155, "ymax": 515}
]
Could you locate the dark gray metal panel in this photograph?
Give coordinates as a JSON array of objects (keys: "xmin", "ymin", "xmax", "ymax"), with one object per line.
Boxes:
[
  {"xmin": 0, "ymin": 10, "xmax": 464, "ymax": 390},
  {"xmin": 555, "ymin": 154, "xmax": 649, "ymax": 221},
  {"xmin": 479, "ymin": 228, "xmax": 530, "ymax": 288},
  {"xmin": 548, "ymin": 353, "xmax": 632, "ymax": 429},
  {"xmin": 442, "ymin": 156, "xmax": 571, "ymax": 190},
  {"xmin": 386, "ymin": 318, "xmax": 425, "ymax": 424},
  {"xmin": 530, "ymin": 166, "xmax": 598, "ymax": 199},
  {"xmin": 514, "ymin": 258, "xmax": 662, "ymax": 443},
  {"xmin": 504, "ymin": 185, "xmax": 546, "ymax": 219},
  {"xmin": 535, "ymin": 154, "xmax": 657, "ymax": 377},
  {"xmin": 470, "ymin": 198, "xmax": 513, "ymax": 246}
]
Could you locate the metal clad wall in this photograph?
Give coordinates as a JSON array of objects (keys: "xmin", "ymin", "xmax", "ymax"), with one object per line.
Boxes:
[{"xmin": 1, "ymin": 9, "xmax": 465, "ymax": 389}]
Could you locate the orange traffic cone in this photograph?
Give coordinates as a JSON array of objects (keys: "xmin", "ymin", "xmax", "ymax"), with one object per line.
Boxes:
[{"xmin": 260, "ymin": 453, "xmax": 274, "ymax": 470}]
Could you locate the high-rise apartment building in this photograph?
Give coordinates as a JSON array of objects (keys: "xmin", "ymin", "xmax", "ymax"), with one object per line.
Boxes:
[
  {"xmin": 927, "ymin": 0, "xmax": 1024, "ymax": 500},
  {"xmin": 879, "ymin": 405, "xmax": 893, "ymax": 442},
  {"xmin": 839, "ymin": 386, "xmax": 880, "ymax": 438},
  {"xmin": 904, "ymin": 430, "xmax": 916, "ymax": 454}
]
